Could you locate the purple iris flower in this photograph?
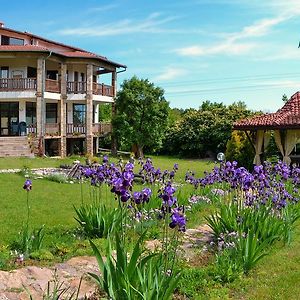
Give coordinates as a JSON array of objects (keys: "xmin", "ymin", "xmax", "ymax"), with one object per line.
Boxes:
[
  {"xmin": 23, "ymin": 179, "xmax": 32, "ymax": 191},
  {"xmin": 169, "ymin": 208, "xmax": 186, "ymax": 232}
]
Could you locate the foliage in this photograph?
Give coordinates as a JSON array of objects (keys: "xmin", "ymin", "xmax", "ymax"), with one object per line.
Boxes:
[
  {"xmin": 45, "ymin": 174, "xmax": 68, "ymax": 184},
  {"xmin": 99, "ymin": 103, "xmax": 112, "ymax": 121},
  {"xmin": 74, "ymin": 203, "xmax": 121, "ymax": 238},
  {"xmin": 282, "ymin": 94, "xmax": 289, "ymax": 103},
  {"xmin": 113, "ymin": 76, "xmax": 169, "ymax": 157},
  {"xmin": 162, "ymin": 101, "xmax": 253, "ymax": 158},
  {"xmin": 225, "ymin": 130, "xmax": 254, "ymax": 170},
  {"xmin": 89, "ymin": 232, "xmax": 180, "ymax": 300}
]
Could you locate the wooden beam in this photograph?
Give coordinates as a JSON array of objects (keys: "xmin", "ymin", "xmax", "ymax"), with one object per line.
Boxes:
[{"xmin": 245, "ymin": 130, "xmax": 256, "ymax": 153}]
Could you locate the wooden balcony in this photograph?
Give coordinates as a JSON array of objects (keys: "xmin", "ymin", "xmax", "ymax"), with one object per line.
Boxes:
[
  {"xmin": 92, "ymin": 122, "xmax": 112, "ymax": 135},
  {"xmin": 45, "ymin": 123, "xmax": 60, "ymax": 136},
  {"xmin": 67, "ymin": 123, "xmax": 86, "ymax": 135},
  {"xmin": 26, "ymin": 122, "xmax": 112, "ymax": 137},
  {"xmin": 67, "ymin": 81, "xmax": 114, "ymax": 97},
  {"xmin": 92, "ymin": 83, "xmax": 114, "ymax": 97},
  {"xmin": 0, "ymin": 78, "xmax": 36, "ymax": 91},
  {"xmin": 67, "ymin": 81, "xmax": 87, "ymax": 94},
  {"xmin": 45, "ymin": 79, "xmax": 60, "ymax": 93}
]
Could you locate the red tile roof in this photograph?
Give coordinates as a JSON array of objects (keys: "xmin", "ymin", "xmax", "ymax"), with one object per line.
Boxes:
[
  {"xmin": 0, "ymin": 27, "xmax": 126, "ymax": 68},
  {"xmin": 0, "ymin": 45, "xmax": 49, "ymax": 51},
  {"xmin": 233, "ymin": 92, "xmax": 300, "ymax": 130}
]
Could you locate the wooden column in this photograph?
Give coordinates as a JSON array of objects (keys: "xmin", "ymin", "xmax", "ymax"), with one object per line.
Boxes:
[
  {"xmin": 86, "ymin": 64, "xmax": 93, "ymax": 156},
  {"xmin": 60, "ymin": 63, "xmax": 67, "ymax": 157},
  {"xmin": 36, "ymin": 57, "xmax": 45, "ymax": 155}
]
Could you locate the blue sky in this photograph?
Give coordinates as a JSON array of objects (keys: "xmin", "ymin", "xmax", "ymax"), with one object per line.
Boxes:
[{"xmin": 2, "ymin": 0, "xmax": 300, "ymax": 111}]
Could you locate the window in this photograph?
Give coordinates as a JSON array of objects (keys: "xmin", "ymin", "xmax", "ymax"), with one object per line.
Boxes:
[
  {"xmin": 27, "ymin": 67, "xmax": 37, "ymax": 78},
  {"xmin": 26, "ymin": 102, "xmax": 36, "ymax": 125},
  {"xmin": 46, "ymin": 103, "xmax": 57, "ymax": 123},
  {"xmin": 73, "ymin": 104, "xmax": 86, "ymax": 124},
  {"xmin": 1, "ymin": 35, "xmax": 24, "ymax": 45},
  {"xmin": 0, "ymin": 67, "xmax": 9, "ymax": 78}
]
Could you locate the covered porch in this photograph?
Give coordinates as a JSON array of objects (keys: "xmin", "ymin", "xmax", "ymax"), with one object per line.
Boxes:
[{"xmin": 233, "ymin": 92, "xmax": 300, "ymax": 165}]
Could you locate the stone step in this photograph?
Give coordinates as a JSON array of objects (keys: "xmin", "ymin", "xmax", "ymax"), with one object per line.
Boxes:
[{"xmin": 0, "ymin": 136, "xmax": 33, "ymax": 157}]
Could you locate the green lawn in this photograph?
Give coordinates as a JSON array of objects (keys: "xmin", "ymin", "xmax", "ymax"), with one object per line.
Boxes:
[{"xmin": 0, "ymin": 156, "xmax": 84, "ymax": 170}]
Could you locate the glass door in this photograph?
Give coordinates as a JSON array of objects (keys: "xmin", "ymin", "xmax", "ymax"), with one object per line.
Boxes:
[{"xmin": 0, "ymin": 102, "xmax": 19, "ymax": 136}]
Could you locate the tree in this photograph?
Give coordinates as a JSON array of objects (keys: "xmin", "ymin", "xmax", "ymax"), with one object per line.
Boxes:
[
  {"xmin": 282, "ymin": 94, "xmax": 289, "ymax": 103},
  {"xmin": 161, "ymin": 101, "xmax": 254, "ymax": 158},
  {"xmin": 113, "ymin": 76, "xmax": 169, "ymax": 157}
]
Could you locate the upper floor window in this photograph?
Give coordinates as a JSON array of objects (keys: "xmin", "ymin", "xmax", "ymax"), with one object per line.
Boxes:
[
  {"xmin": 1, "ymin": 35, "xmax": 24, "ymax": 45},
  {"xmin": 0, "ymin": 67, "xmax": 9, "ymax": 78}
]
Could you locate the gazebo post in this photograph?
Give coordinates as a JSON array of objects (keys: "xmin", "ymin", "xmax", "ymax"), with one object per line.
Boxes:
[{"xmin": 245, "ymin": 130, "xmax": 256, "ymax": 153}]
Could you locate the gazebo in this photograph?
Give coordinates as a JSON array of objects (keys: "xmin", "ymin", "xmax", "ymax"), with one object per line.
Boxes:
[{"xmin": 233, "ymin": 91, "xmax": 300, "ymax": 165}]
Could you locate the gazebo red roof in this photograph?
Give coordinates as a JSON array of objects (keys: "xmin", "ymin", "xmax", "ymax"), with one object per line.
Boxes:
[{"xmin": 233, "ymin": 92, "xmax": 300, "ymax": 130}]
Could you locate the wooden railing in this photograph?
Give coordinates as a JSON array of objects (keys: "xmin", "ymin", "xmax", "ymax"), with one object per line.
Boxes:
[
  {"xmin": 67, "ymin": 123, "xmax": 86, "ymax": 135},
  {"xmin": 93, "ymin": 83, "xmax": 114, "ymax": 97},
  {"xmin": 92, "ymin": 122, "xmax": 112, "ymax": 134},
  {"xmin": 45, "ymin": 123, "xmax": 60, "ymax": 135},
  {"xmin": 27, "ymin": 122, "xmax": 112, "ymax": 136},
  {"xmin": 0, "ymin": 78, "xmax": 37, "ymax": 91},
  {"xmin": 67, "ymin": 81, "xmax": 87, "ymax": 94},
  {"xmin": 26, "ymin": 124, "xmax": 37, "ymax": 135},
  {"xmin": 67, "ymin": 81, "xmax": 113, "ymax": 97},
  {"xmin": 45, "ymin": 79, "xmax": 60, "ymax": 93}
]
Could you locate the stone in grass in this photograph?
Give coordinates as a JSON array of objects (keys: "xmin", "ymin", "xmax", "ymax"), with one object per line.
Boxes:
[{"xmin": 29, "ymin": 249, "xmax": 54, "ymax": 261}]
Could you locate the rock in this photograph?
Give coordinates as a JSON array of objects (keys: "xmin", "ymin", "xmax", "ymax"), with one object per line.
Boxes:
[{"xmin": 0, "ymin": 256, "xmax": 100, "ymax": 299}]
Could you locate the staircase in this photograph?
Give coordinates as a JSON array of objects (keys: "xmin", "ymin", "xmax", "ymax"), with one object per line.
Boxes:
[{"xmin": 0, "ymin": 136, "xmax": 33, "ymax": 157}]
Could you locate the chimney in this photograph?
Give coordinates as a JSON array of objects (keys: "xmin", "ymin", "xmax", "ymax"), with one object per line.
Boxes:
[{"xmin": 0, "ymin": 21, "xmax": 4, "ymax": 28}]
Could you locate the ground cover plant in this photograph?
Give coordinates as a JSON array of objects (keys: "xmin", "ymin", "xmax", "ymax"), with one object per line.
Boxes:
[{"xmin": 0, "ymin": 156, "xmax": 299, "ymax": 299}]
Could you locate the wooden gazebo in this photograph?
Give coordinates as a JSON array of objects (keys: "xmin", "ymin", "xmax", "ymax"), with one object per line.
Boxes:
[{"xmin": 233, "ymin": 92, "xmax": 300, "ymax": 165}]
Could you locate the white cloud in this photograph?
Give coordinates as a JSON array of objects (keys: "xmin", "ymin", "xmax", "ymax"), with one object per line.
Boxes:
[
  {"xmin": 86, "ymin": 4, "xmax": 119, "ymax": 13},
  {"xmin": 154, "ymin": 67, "xmax": 188, "ymax": 81},
  {"xmin": 175, "ymin": 41, "xmax": 257, "ymax": 56},
  {"xmin": 58, "ymin": 13, "xmax": 179, "ymax": 37},
  {"xmin": 174, "ymin": 10, "xmax": 292, "ymax": 58}
]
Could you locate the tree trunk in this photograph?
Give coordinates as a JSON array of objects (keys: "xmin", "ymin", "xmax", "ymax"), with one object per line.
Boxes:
[{"xmin": 132, "ymin": 144, "xmax": 144, "ymax": 158}]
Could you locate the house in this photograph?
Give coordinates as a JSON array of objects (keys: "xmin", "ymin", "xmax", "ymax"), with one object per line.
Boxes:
[{"xmin": 0, "ymin": 22, "xmax": 126, "ymax": 157}]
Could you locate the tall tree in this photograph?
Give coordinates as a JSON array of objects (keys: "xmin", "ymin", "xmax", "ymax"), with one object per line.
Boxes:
[{"xmin": 113, "ymin": 76, "xmax": 169, "ymax": 157}]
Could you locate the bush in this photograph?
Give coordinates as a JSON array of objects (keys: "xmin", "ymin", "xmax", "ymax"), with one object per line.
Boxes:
[
  {"xmin": 74, "ymin": 203, "xmax": 121, "ymax": 238},
  {"xmin": 225, "ymin": 130, "xmax": 254, "ymax": 170}
]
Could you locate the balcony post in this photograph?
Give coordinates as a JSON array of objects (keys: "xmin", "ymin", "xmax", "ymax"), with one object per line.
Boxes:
[
  {"xmin": 60, "ymin": 63, "xmax": 67, "ymax": 157},
  {"xmin": 86, "ymin": 64, "xmax": 93, "ymax": 156},
  {"xmin": 111, "ymin": 70, "xmax": 117, "ymax": 155},
  {"xmin": 36, "ymin": 57, "xmax": 45, "ymax": 155}
]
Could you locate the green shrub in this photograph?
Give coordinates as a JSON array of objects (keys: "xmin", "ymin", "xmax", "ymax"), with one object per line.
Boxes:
[
  {"xmin": 225, "ymin": 130, "xmax": 254, "ymax": 170},
  {"xmin": 89, "ymin": 232, "xmax": 180, "ymax": 300},
  {"xmin": 74, "ymin": 203, "xmax": 121, "ymax": 238},
  {"xmin": 45, "ymin": 173, "xmax": 67, "ymax": 183}
]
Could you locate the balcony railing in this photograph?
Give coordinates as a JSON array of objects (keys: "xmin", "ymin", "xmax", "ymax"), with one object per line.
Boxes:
[
  {"xmin": 45, "ymin": 79, "xmax": 60, "ymax": 93},
  {"xmin": 67, "ymin": 123, "xmax": 86, "ymax": 135},
  {"xmin": 67, "ymin": 81, "xmax": 87, "ymax": 94},
  {"xmin": 45, "ymin": 123, "xmax": 60, "ymax": 135},
  {"xmin": 67, "ymin": 81, "xmax": 113, "ymax": 97},
  {"xmin": 26, "ymin": 122, "xmax": 112, "ymax": 136},
  {"xmin": 0, "ymin": 78, "xmax": 37, "ymax": 91},
  {"xmin": 93, "ymin": 83, "xmax": 114, "ymax": 97},
  {"xmin": 92, "ymin": 122, "xmax": 112, "ymax": 135}
]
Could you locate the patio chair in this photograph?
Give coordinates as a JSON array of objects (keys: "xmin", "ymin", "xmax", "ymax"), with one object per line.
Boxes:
[{"xmin": 19, "ymin": 121, "xmax": 27, "ymax": 136}]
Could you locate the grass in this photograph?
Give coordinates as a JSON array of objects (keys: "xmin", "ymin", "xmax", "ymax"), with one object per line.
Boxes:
[{"xmin": 0, "ymin": 156, "xmax": 84, "ymax": 170}]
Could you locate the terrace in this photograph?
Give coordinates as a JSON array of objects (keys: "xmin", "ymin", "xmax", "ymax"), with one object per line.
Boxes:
[
  {"xmin": 26, "ymin": 122, "xmax": 112, "ymax": 137},
  {"xmin": 0, "ymin": 77, "xmax": 114, "ymax": 96}
]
